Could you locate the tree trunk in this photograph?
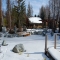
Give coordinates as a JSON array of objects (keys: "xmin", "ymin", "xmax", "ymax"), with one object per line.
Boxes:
[
  {"xmin": 7, "ymin": 0, "xmax": 11, "ymax": 29},
  {"xmin": 0, "ymin": 0, "xmax": 2, "ymax": 26},
  {"xmin": 59, "ymin": 21, "xmax": 60, "ymax": 33}
]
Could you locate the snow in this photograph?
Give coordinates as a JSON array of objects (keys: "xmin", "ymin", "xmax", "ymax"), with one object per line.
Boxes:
[
  {"xmin": 48, "ymin": 47, "xmax": 60, "ymax": 60},
  {"xmin": 0, "ymin": 30, "xmax": 60, "ymax": 60},
  {"xmin": 29, "ymin": 17, "xmax": 42, "ymax": 23},
  {"xmin": 26, "ymin": 29, "xmax": 43, "ymax": 34}
]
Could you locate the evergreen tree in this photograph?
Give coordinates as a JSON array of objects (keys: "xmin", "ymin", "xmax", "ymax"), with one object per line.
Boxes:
[
  {"xmin": 11, "ymin": 0, "xmax": 26, "ymax": 29},
  {"xmin": 34, "ymin": 14, "xmax": 36, "ymax": 17},
  {"xmin": 39, "ymin": 6, "xmax": 46, "ymax": 28},
  {"xmin": 27, "ymin": 3, "xmax": 33, "ymax": 18},
  {"xmin": 39, "ymin": 6, "xmax": 46, "ymax": 20}
]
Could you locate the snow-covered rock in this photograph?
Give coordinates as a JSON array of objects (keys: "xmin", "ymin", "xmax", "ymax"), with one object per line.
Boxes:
[
  {"xmin": 12, "ymin": 44, "xmax": 26, "ymax": 53},
  {"xmin": 2, "ymin": 40, "xmax": 8, "ymax": 46}
]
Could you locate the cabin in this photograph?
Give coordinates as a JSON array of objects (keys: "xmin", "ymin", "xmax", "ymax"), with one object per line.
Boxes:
[{"xmin": 28, "ymin": 17, "xmax": 42, "ymax": 29}]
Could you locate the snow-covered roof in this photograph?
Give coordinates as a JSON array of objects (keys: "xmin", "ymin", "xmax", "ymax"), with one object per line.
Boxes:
[{"xmin": 29, "ymin": 17, "xmax": 42, "ymax": 24}]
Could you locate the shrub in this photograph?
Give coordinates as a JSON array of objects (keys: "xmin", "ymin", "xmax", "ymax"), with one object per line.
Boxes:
[{"xmin": 9, "ymin": 29, "xmax": 15, "ymax": 34}]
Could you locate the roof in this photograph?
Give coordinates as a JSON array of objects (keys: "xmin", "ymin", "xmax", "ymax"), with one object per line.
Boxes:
[{"xmin": 29, "ymin": 17, "xmax": 42, "ymax": 24}]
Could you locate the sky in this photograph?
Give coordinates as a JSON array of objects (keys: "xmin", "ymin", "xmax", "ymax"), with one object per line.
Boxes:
[
  {"xmin": 2, "ymin": 0, "xmax": 49, "ymax": 15},
  {"xmin": 25, "ymin": 0, "xmax": 49, "ymax": 16}
]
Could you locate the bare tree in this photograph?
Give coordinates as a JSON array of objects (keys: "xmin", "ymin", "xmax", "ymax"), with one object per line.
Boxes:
[
  {"xmin": 49, "ymin": 0, "xmax": 57, "ymax": 32},
  {"xmin": 58, "ymin": 0, "xmax": 60, "ymax": 32},
  {"xmin": 6, "ymin": 0, "xmax": 11, "ymax": 28}
]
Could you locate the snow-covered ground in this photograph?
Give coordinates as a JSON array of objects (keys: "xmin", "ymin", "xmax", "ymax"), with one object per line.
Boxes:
[{"xmin": 0, "ymin": 32, "xmax": 60, "ymax": 60}]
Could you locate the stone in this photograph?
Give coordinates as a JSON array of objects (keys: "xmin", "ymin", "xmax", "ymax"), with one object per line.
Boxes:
[
  {"xmin": 12, "ymin": 44, "xmax": 26, "ymax": 53},
  {"xmin": 2, "ymin": 40, "xmax": 8, "ymax": 46}
]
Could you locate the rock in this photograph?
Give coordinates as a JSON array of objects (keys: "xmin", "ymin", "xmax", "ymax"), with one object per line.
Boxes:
[
  {"xmin": 0, "ymin": 34, "xmax": 2, "ymax": 37},
  {"xmin": 12, "ymin": 44, "xmax": 26, "ymax": 53},
  {"xmin": 2, "ymin": 40, "xmax": 8, "ymax": 46}
]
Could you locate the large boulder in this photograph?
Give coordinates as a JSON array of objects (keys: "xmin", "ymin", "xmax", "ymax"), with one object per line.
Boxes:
[{"xmin": 12, "ymin": 44, "xmax": 26, "ymax": 53}]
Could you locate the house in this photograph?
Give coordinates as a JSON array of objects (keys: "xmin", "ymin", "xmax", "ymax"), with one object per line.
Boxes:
[{"xmin": 28, "ymin": 17, "xmax": 42, "ymax": 28}]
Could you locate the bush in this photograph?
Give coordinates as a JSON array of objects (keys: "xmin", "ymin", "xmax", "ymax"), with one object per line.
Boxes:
[{"xmin": 9, "ymin": 29, "xmax": 15, "ymax": 34}]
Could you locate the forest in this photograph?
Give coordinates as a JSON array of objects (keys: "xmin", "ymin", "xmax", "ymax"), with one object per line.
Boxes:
[{"xmin": 0, "ymin": 0, "xmax": 60, "ymax": 32}]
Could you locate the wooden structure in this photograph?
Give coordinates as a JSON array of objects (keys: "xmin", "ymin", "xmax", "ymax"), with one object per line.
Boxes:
[
  {"xmin": 45, "ymin": 33, "xmax": 60, "ymax": 60},
  {"xmin": 17, "ymin": 32, "xmax": 30, "ymax": 37},
  {"xmin": 45, "ymin": 34, "xmax": 48, "ymax": 55}
]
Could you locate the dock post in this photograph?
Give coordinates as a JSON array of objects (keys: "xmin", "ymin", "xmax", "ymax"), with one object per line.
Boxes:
[
  {"xmin": 54, "ymin": 34, "xmax": 56, "ymax": 49},
  {"xmin": 45, "ymin": 34, "xmax": 47, "ymax": 55}
]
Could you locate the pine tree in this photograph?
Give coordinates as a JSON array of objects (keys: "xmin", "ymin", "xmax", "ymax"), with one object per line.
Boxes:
[
  {"xmin": 16, "ymin": 0, "xmax": 26, "ymax": 29},
  {"xmin": 27, "ymin": 3, "xmax": 33, "ymax": 18},
  {"xmin": 39, "ymin": 6, "xmax": 46, "ymax": 28},
  {"xmin": 39, "ymin": 6, "xmax": 46, "ymax": 20},
  {"xmin": 11, "ymin": 0, "xmax": 26, "ymax": 30}
]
